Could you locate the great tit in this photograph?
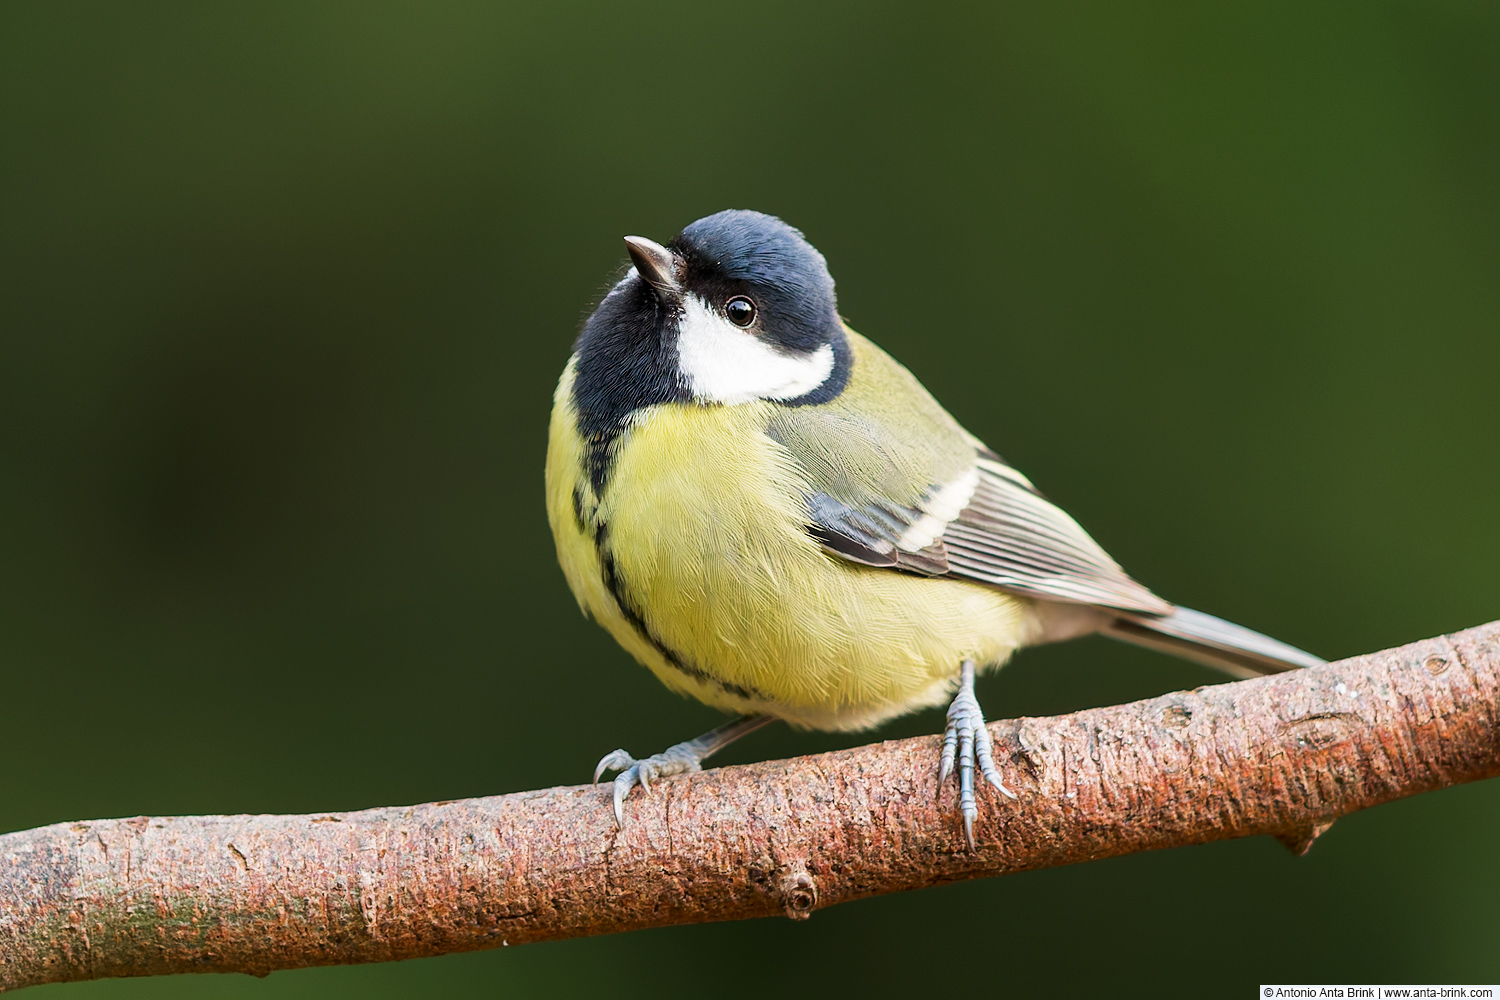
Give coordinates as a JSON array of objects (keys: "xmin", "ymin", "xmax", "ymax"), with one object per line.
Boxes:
[{"xmin": 546, "ymin": 209, "xmax": 1322, "ymax": 846}]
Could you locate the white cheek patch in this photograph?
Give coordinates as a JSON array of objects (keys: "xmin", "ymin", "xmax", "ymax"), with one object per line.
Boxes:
[{"xmin": 675, "ymin": 295, "xmax": 835, "ymax": 405}]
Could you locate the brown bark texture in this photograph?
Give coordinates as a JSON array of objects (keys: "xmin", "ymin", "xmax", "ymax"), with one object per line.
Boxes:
[{"xmin": 3, "ymin": 623, "xmax": 1499, "ymax": 991}]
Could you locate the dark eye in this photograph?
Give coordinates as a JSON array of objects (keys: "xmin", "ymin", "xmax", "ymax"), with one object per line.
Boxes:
[{"xmin": 725, "ymin": 296, "xmax": 756, "ymax": 327}]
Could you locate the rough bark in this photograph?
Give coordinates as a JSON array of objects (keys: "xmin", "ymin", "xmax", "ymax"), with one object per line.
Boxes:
[{"xmin": 3, "ymin": 623, "xmax": 1498, "ymax": 992}]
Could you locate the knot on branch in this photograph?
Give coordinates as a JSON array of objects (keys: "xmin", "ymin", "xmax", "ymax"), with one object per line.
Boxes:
[{"xmin": 780, "ymin": 868, "xmax": 818, "ymax": 920}]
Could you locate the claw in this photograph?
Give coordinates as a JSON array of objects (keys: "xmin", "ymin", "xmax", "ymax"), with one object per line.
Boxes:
[
  {"xmin": 612, "ymin": 773, "xmax": 632, "ymax": 827},
  {"xmin": 594, "ymin": 749, "xmax": 632, "ymax": 785},
  {"xmin": 939, "ymin": 720, "xmax": 958, "ymax": 786}
]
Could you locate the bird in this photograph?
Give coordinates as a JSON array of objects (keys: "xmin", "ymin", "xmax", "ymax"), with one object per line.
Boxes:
[{"xmin": 545, "ymin": 209, "xmax": 1323, "ymax": 847}]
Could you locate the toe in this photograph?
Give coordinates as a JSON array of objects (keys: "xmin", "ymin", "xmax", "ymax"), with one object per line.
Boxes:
[
  {"xmin": 958, "ymin": 722, "xmax": 977, "ymax": 841},
  {"xmin": 939, "ymin": 721, "xmax": 958, "ymax": 786},
  {"xmin": 594, "ymin": 749, "xmax": 635, "ymax": 785},
  {"xmin": 974, "ymin": 724, "xmax": 1018, "ymax": 800}
]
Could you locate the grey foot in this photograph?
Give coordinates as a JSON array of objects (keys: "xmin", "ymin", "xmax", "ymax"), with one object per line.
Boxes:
[
  {"xmin": 592, "ymin": 715, "xmax": 775, "ymax": 827},
  {"xmin": 593, "ymin": 742, "xmax": 706, "ymax": 826},
  {"xmin": 939, "ymin": 660, "xmax": 1017, "ymax": 849}
]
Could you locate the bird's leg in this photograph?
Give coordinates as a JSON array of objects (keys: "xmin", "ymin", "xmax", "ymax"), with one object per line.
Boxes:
[
  {"xmin": 594, "ymin": 715, "xmax": 776, "ymax": 827},
  {"xmin": 939, "ymin": 659, "xmax": 1017, "ymax": 848}
]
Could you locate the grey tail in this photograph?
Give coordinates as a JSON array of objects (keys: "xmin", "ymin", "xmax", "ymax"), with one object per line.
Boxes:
[{"xmin": 1101, "ymin": 605, "xmax": 1325, "ymax": 679}]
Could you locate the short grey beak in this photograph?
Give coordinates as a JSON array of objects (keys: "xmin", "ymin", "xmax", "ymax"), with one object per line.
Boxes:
[{"xmin": 623, "ymin": 235, "xmax": 681, "ymax": 300}]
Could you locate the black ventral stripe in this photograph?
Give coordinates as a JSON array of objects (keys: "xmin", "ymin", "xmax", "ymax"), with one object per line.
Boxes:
[{"xmin": 593, "ymin": 523, "xmax": 767, "ymax": 704}]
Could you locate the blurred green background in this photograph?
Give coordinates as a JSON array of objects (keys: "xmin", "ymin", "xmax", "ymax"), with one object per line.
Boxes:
[{"xmin": 3, "ymin": 1, "xmax": 1498, "ymax": 995}]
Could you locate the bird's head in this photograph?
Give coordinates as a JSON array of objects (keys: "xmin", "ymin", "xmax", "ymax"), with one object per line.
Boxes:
[{"xmin": 572, "ymin": 210, "xmax": 850, "ymax": 424}]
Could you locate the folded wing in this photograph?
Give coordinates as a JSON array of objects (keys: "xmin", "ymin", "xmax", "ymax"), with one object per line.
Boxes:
[{"xmin": 766, "ymin": 400, "xmax": 1320, "ymax": 675}]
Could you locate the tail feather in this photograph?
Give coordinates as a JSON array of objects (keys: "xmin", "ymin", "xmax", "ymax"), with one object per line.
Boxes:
[{"xmin": 1102, "ymin": 606, "xmax": 1324, "ymax": 679}]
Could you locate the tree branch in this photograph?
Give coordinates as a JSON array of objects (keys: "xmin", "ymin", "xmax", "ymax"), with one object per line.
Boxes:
[{"xmin": 3, "ymin": 622, "xmax": 1498, "ymax": 991}]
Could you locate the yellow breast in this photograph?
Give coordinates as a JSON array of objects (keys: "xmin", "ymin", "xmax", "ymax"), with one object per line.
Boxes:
[{"xmin": 545, "ymin": 362, "xmax": 1029, "ymax": 731}]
